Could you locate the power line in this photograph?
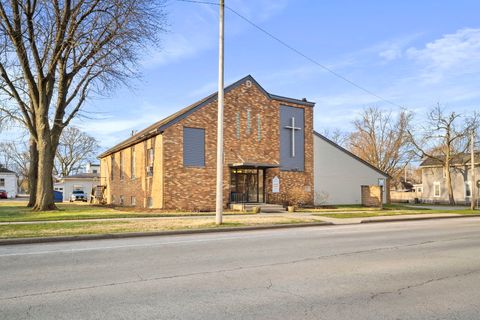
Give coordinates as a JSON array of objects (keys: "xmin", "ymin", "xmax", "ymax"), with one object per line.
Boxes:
[{"xmin": 175, "ymin": 0, "xmax": 403, "ymax": 109}]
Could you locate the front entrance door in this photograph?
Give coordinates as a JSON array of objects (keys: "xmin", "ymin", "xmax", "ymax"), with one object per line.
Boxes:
[{"xmin": 230, "ymin": 168, "xmax": 265, "ymax": 203}]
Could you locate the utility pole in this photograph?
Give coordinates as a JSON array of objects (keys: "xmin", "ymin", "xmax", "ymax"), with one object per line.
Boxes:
[
  {"xmin": 471, "ymin": 130, "xmax": 477, "ymax": 210},
  {"xmin": 215, "ymin": 0, "xmax": 225, "ymax": 225}
]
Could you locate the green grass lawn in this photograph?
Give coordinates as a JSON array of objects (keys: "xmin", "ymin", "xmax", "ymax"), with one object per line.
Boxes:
[
  {"xmin": 0, "ymin": 201, "xmax": 253, "ymax": 222},
  {"xmin": 0, "ymin": 215, "xmax": 322, "ymax": 239},
  {"xmin": 307, "ymin": 203, "xmax": 480, "ymax": 219}
]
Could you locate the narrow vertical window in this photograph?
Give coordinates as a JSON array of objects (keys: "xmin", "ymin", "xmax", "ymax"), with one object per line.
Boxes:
[
  {"xmin": 147, "ymin": 148, "xmax": 154, "ymax": 176},
  {"xmin": 246, "ymin": 110, "xmax": 251, "ymax": 134},
  {"xmin": 0, "ymin": 178, "xmax": 4, "ymax": 187},
  {"xmin": 119, "ymin": 151, "xmax": 124, "ymax": 180},
  {"xmin": 465, "ymin": 182, "xmax": 472, "ymax": 198},
  {"xmin": 131, "ymin": 146, "xmax": 136, "ymax": 179},
  {"xmin": 236, "ymin": 112, "xmax": 241, "ymax": 139},
  {"xmin": 257, "ymin": 114, "xmax": 261, "ymax": 142},
  {"xmin": 147, "ymin": 197, "xmax": 153, "ymax": 208},
  {"xmin": 434, "ymin": 182, "xmax": 441, "ymax": 197},
  {"xmin": 110, "ymin": 154, "xmax": 115, "ymax": 180}
]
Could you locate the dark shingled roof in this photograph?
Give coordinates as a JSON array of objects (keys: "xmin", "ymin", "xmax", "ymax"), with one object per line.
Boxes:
[
  {"xmin": 63, "ymin": 173, "xmax": 100, "ymax": 179},
  {"xmin": 0, "ymin": 167, "xmax": 16, "ymax": 174},
  {"xmin": 98, "ymin": 75, "xmax": 315, "ymax": 158},
  {"xmin": 419, "ymin": 152, "xmax": 480, "ymax": 167}
]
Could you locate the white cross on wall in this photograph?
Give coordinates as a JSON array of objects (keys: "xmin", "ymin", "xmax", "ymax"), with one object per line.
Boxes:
[{"xmin": 285, "ymin": 117, "xmax": 301, "ymax": 157}]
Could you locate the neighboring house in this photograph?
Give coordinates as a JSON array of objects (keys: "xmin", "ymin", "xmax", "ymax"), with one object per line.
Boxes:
[
  {"xmin": 420, "ymin": 153, "xmax": 480, "ymax": 204},
  {"xmin": 0, "ymin": 165, "xmax": 18, "ymax": 198},
  {"xmin": 313, "ymin": 132, "xmax": 390, "ymax": 205},
  {"xmin": 56, "ymin": 163, "xmax": 100, "ymax": 202},
  {"xmin": 99, "ymin": 75, "xmax": 315, "ymax": 210}
]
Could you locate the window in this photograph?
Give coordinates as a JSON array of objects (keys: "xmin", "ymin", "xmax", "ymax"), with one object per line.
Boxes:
[
  {"xmin": 110, "ymin": 154, "xmax": 115, "ymax": 180},
  {"xmin": 119, "ymin": 195, "xmax": 124, "ymax": 205},
  {"xmin": 0, "ymin": 178, "xmax": 4, "ymax": 187},
  {"xmin": 146, "ymin": 148, "xmax": 154, "ymax": 176},
  {"xmin": 131, "ymin": 196, "xmax": 136, "ymax": 206},
  {"xmin": 131, "ymin": 146, "xmax": 136, "ymax": 179},
  {"xmin": 111, "ymin": 195, "xmax": 116, "ymax": 204},
  {"xmin": 119, "ymin": 151, "xmax": 124, "ymax": 180},
  {"xmin": 92, "ymin": 169, "xmax": 98, "ymax": 174},
  {"xmin": 147, "ymin": 197, "xmax": 153, "ymax": 208},
  {"xmin": 246, "ymin": 110, "xmax": 251, "ymax": 134},
  {"xmin": 147, "ymin": 148, "xmax": 154, "ymax": 176},
  {"xmin": 434, "ymin": 182, "xmax": 441, "ymax": 197},
  {"xmin": 465, "ymin": 181, "xmax": 472, "ymax": 198},
  {"xmin": 183, "ymin": 127, "xmax": 205, "ymax": 167}
]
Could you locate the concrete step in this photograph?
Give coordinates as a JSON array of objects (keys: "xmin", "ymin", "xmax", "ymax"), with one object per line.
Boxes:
[{"xmin": 230, "ymin": 203, "xmax": 286, "ymax": 213}]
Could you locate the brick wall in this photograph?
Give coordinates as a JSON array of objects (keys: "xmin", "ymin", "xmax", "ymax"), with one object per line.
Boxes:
[
  {"xmin": 101, "ymin": 78, "xmax": 314, "ymax": 210},
  {"xmin": 162, "ymin": 80, "xmax": 314, "ymax": 210},
  {"xmin": 101, "ymin": 136, "xmax": 163, "ymax": 208}
]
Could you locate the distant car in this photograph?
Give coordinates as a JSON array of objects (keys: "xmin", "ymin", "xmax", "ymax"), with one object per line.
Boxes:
[
  {"xmin": 0, "ymin": 189, "xmax": 7, "ymax": 199},
  {"xmin": 70, "ymin": 190, "xmax": 88, "ymax": 202}
]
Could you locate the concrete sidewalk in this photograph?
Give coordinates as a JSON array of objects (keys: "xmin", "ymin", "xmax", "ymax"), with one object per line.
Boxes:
[
  {"xmin": 314, "ymin": 213, "xmax": 471, "ymax": 225},
  {"xmin": 1, "ymin": 211, "xmax": 478, "ymax": 226}
]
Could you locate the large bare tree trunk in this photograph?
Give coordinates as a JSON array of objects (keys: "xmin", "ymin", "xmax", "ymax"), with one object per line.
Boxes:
[
  {"xmin": 27, "ymin": 137, "xmax": 38, "ymax": 207},
  {"xmin": 33, "ymin": 126, "xmax": 57, "ymax": 211}
]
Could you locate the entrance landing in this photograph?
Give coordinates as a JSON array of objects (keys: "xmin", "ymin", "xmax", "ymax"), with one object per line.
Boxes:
[{"xmin": 230, "ymin": 203, "xmax": 286, "ymax": 213}]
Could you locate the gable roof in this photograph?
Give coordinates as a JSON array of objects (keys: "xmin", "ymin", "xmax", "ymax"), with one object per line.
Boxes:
[
  {"xmin": 313, "ymin": 131, "xmax": 390, "ymax": 178},
  {"xmin": 0, "ymin": 167, "xmax": 16, "ymax": 174},
  {"xmin": 99, "ymin": 75, "xmax": 315, "ymax": 158},
  {"xmin": 419, "ymin": 152, "xmax": 480, "ymax": 167},
  {"xmin": 63, "ymin": 172, "xmax": 100, "ymax": 180}
]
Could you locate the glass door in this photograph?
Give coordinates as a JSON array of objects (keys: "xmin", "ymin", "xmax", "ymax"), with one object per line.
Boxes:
[{"xmin": 230, "ymin": 168, "xmax": 264, "ymax": 203}]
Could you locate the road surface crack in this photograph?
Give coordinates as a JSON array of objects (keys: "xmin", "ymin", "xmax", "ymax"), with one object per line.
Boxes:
[
  {"xmin": 370, "ymin": 269, "xmax": 480, "ymax": 300},
  {"xmin": 1, "ymin": 237, "xmax": 476, "ymax": 301}
]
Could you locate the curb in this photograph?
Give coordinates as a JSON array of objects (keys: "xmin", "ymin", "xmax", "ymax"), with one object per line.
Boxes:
[
  {"xmin": 0, "ymin": 222, "xmax": 333, "ymax": 246},
  {"xmin": 361, "ymin": 214, "xmax": 480, "ymax": 224}
]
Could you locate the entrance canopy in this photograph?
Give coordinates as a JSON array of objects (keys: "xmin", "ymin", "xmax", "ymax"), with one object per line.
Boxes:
[{"xmin": 229, "ymin": 162, "xmax": 279, "ymax": 169}]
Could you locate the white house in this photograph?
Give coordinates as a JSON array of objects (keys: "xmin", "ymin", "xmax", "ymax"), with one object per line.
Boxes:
[
  {"xmin": 56, "ymin": 163, "xmax": 100, "ymax": 202},
  {"xmin": 0, "ymin": 165, "xmax": 18, "ymax": 198},
  {"xmin": 313, "ymin": 132, "xmax": 389, "ymax": 205}
]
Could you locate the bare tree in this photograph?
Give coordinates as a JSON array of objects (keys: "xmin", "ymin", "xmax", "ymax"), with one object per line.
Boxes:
[
  {"xmin": 0, "ymin": 0, "xmax": 166, "ymax": 210},
  {"xmin": 0, "ymin": 140, "xmax": 30, "ymax": 190},
  {"xmin": 55, "ymin": 126, "xmax": 99, "ymax": 177},
  {"xmin": 321, "ymin": 128, "xmax": 349, "ymax": 148},
  {"xmin": 349, "ymin": 107, "xmax": 413, "ymax": 179},
  {"xmin": 409, "ymin": 105, "xmax": 479, "ymax": 205}
]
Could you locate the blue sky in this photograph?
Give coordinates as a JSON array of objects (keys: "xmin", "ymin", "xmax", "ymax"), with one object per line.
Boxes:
[{"xmin": 70, "ymin": 0, "xmax": 480, "ymax": 149}]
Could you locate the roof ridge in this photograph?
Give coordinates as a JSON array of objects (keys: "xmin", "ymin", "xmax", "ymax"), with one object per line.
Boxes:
[{"xmin": 99, "ymin": 75, "xmax": 315, "ymax": 158}]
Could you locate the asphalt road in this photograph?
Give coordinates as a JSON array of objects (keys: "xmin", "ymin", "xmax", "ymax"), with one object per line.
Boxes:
[{"xmin": 1, "ymin": 218, "xmax": 480, "ymax": 320}]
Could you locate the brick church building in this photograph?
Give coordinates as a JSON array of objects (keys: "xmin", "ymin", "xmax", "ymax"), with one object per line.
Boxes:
[{"xmin": 99, "ymin": 75, "xmax": 315, "ymax": 210}]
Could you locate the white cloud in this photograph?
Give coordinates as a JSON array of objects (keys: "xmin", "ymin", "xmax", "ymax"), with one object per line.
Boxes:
[
  {"xmin": 379, "ymin": 48, "xmax": 403, "ymax": 61},
  {"xmin": 406, "ymin": 28, "xmax": 480, "ymax": 82}
]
